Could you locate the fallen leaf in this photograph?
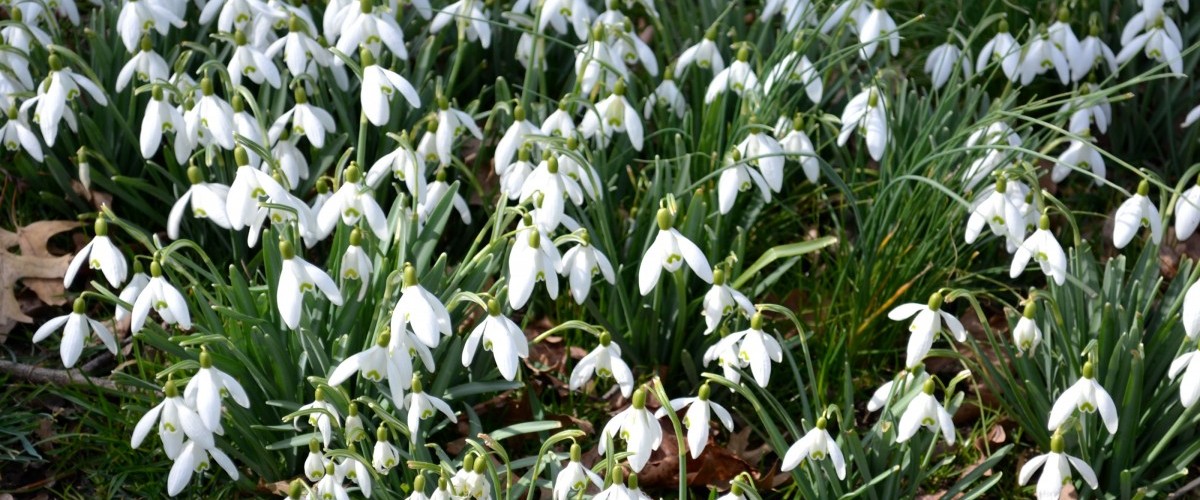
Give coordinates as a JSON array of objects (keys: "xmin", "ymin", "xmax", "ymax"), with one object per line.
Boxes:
[
  {"xmin": 0, "ymin": 221, "xmax": 78, "ymax": 338},
  {"xmin": 70, "ymin": 180, "xmax": 113, "ymax": 211}
]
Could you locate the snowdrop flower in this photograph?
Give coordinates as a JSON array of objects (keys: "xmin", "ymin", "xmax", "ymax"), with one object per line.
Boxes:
[
  {"xmin": 1012, "ymin": 301, "xmax": 1043, "ymax": 355},
  {"xmin": 117, "ymin": 266, "xmax": 151, "ymax": 321},
  {"xmin": 366, "ymin": 131, "xmax": 425, "ymax": 196},
  {"xmin": 131, "ymin": 379, "xmax": 214, "ymax": 460},
  {"xmin": 702, "ymin": 268, "xmax": 755, "ymax": 334},
  {"xmin": 117, "ymin": 36, "xmax": 169, "ymax": 92},
  {"xmin": 976, "ymin": 19, "xmax": 1021, "ymax": 80},
  {"xmin": 781, "ymin": 416, "xmax": 846, "ymax": 479},
  {"xmin": 575, "ymin": 29, "xmax": 627, "ymax": 95},
  {"xmin": 184, "ymin": 78, "xmax": 235, "ymax": 151},
  {"xmin": 1047, "ymin": 7, "xmax": 1082, "ymax": 70},
  {"xmin": 580, "ymin": 79, "xmax": 643, "ymax": 151},
  {"xmin": 703, "ymin": 327, "xmax": 747, "ymax": 384},
  {"xmin": 638, "ymin": 208, "xmax": 713, "ymax": 295},
  {"xmin": 1018, "ymin": 434, "xmax": 1099, "ymax": 500},
  {"xmin": 763, "ymin": 49, "xmax": 823, "ymax": 104},
  {"xmin": 407, "ymin": 476, "xmax": 431, "ymax": 500},
  {"xmin": 925, "ymin": 39, "xmax": 971, "ymax": 90},
  {"xmin": 419, "ymin": 170, "xmax": 472, "ymax": 225},
  {"xmin": 295, "ymin": 389, "xmax": 340, "ymax": 448},
  {"xmin": 1184, "ymin": 104, "xmax": 1200, "ymax": 128},
  {"xmin": 227, "ymin": 30, "xmax": 281, "ymax": 88},
  {"xmin": 541, "ymin": 100, "xmax": 577, "ymax": 138},
  {"xmin": 167, "ymin": 440, "xmax": 238, "ymax": 497},
  {"xmin": 269, "ymin": 88, "xmax": 335, "ymax": 148},
  {"xmin": 65, "ymin": 217, "xmax": 128, "ymax": 288},
  {"xmin": 1061, "ymin": 84, "xmax": 1111, "ymax": 134},
  {"xmin": 713, "ymin": 313, "xmax": 784, "ymax": 387},
  {"xmin": 896, "ymin": 378, "xmax": 956, "ymax": 444},
  {"xmin": 705, "ymin": 46, "xmax": 758, "ymax": 103},
  {"xmin": 336, "ymin": 457, "xmax": 372, "ymax": 498},
  {"xmin": 1051, "ymin": 134, "xmax": 1106, "ymax": 185},
  {"xmin": 1010, "ymin": 214, "xmax": 1069, "ymax": 286},
  {"xmin": 229, "ymin": 95, "xmax": 266, "ymax": 168},
  {"xmin": 605, "ymin": 17, "xmax": 658, "ymax": 77},
  {"xmin": 343, "ymin": 403, "xmax": 367, "ymax": 444},
  {"xmin": 1175, "ymin": 181, "xmax": 1200, "ymax": 241},
  {"xmin": 225, "ymin": 149, "xmax": 288, "ymax": 230},
  {"xmin": 267, "ymin": 16, "xmax": 333, "ymax": 81},
  {"xmin": 778, "ymin": 115, "xmax": 820, "ymax": 183},
  {"xmin": 201, "ymin": 0, "xmax": 279, "ymax": 33},
  {"xmin": 736, "ymin": 123, "xmax": 785, "ymax": 193},
  {"xmin": 1018, "ymin": 27, "xmax": 1071, "ymax": 85},
  {"xmin": 593, "ymin": 470, "xmax": 650, "ymax": 500},
  {"xmin": 372, "ymin": 426, "xmax": 401, "ymax": 473},
  {"xmin": 245, "ymin": 184, "xmax": 317, "ymax": 249},
  {"xmin": 404, "ymin": 376, "xmax": 457, "ymax": 433},
  {"xmin": 867, "ymin": 369, "xmax": 929, "ymax": 412},
  {"xmin": 553, "ymin": 444, "xmax": 602, "ymax": 500},
  {"xmin": 494, "ymin": 106, "xmax": 538, "ymax": 175},
  {"xmin": 655, "ymin": 383, "xmax": 734, "ymax": 458},
  {"xmin": 431, "ymin": 0, "xmax": 492, "ymax": 48},
  {"xmin": 1116, "ymin": 9, "xmax": 1183, "ymax": 74},
  {"xmin": 965, "ymin": 176, "xmax": 1026, "ymax": 251},
  {"xmin": 360, "ymin": 50, "xmax": 422, "ymax": 127},
  {"xmin": 433, "ymin": 97, "xmax": 484, "ymax": 166},
  {"xmin": 117, "ymin": 0, "xmax": 185, "ymax": 54},
  {"xmin": 858, "ymin": 0, "xmax": 900, "ymax": 60},
  {"xmin": 314, "ymin": 462, "xmax": 348, "ymax": 500},
  {"xmin": 334, "ymin": 0, "xmax": 409, "ymax": 61},
  {"xmin": 538, "ymin": 0, "xmax": 594, "ymax": 40},
  {"xmin": 761, "ymin": 0, "xmax": 816, "ymax": 33},
  {"xmin": 276, "ymin": 239, "xmax": 344, "ymax": 330},
  {"xmin": 339, "ymin": 229, "xmax": 373, "ymax": 300},
  {"xmin": 34, "ymin": 54, "xmax": 108, "ymax": 147},
  {"xmin": 571, "ymin": 331, "xmax": 634, "ymax": 397},
  {"xmin": 1073, "ymin": 22, "xmax": 1118, "ymax": 81},
  {"xmin": 559, "ymin": 231, "xmax": 616, "ymax": 304},
  {"xmin": 837, "ymin": 86, "xmax": 889, "ymax": 162},
  {"xmin": 644, "ymin": 67, "xmax": 686, "ymax": 119},
  {"xmin": 961, "ymin": 121, "xmax": 1022, "ymax": 188},
  {"xmin": 521, "ymin": 156, "xmax": 584, "ymax": 231},
  {"xmin": 450, "ymin": 453, "xmax": 490, "ymax": 499},
  {"xmin": 389, "ymin": 264, "xmax": 452, "ymax": 348},
  {"xmin": 676, "ymin": 27, "xmax": 724, "ymax": 75},
  {"xmin": 1169, "ymin": 348, "xmax": 1200, "ymax": 407},
  {"xmin": 131, "ymin": 260, "xmax": 191, "ymax": 334},
  {"xmin": 141, "ymin": 87, "xmax": 191, "ymax": 164},
  {"xmin": 1047, "ymin": 361, "xmax": 1119, "ymax": 434},
  {"xmin": 0, "ymin": 6, "xmax": 50, "ymax": 53},
  {"xmin": 303, "ymin": 439, "xmax": 327, "ymax": 481},
  {"xmin": 507, "ymin": 222, "xmax": 561, "ymax": 308},
  {"xmin": 328, "ymin": 329, "xmax": 412, "ymax": 402},
  {"xmin": 599, "ymin": 388, "xmax": 662, "ymax": 472},
  {"xmin": 317, "ymin": 164, "xmax": 389, "ymax": 241},
  {"xmin": 185, "ymin": 350, "xmax": 251, "ymax": 432},
  {"xmin": 0, "ymin": 104, "xmax": 43, "ymax": 161},
  {"xmin": 33, "ymin": 298, "xmax": 118, "ymax": 369},
  {"xmin": 462, "ymin": 299, "xmax": 529, "ymax": 381},
  {"xmin": 1112, "ymin": 180, "xmax": 1163, "ymax": 249},
  {"xmin": 169, "ymin": 166, "xmax": 231, "ymax": 240},
  {"xmin": 821, "ymin": 0, "xmax": 871, "ymax": 35}
]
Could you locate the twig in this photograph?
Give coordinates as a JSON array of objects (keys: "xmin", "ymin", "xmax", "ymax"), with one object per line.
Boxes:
[
  {"xmin": 1171, "ymin": 476, "xmax": 1200, "ymax": 498},
  {"xmin": 0, "ymin": 359, "xmax": 125, "ymax": 391}
]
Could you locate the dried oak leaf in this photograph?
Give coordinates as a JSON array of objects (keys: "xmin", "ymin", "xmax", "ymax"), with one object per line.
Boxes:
[{"xmin": 0, "ymin": 221, "xmax": 77, "ymax": 338}]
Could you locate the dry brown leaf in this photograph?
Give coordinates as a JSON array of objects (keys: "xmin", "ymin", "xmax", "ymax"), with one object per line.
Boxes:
[
  {"xmin": 70, "ymin": 180, "xmax": 113, "ymax": 211},
  {"xmin": 0, "ymin": 221, "xmax": 78, "ymax": 338}
]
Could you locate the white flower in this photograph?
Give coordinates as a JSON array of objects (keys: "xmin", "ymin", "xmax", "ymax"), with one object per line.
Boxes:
[
  {"xmin": 1168, "ymin": 348, "xmax": 1200, "ymax": 408},
  {"xmin": 225, "ymin": 152, "xmax": 289, "ymax": 231},
  {"xmin": 580, "ymin": 81, "xmax": 643, "ymax": 151},
  {"xmin": 166, "ymin": 440, "xmax": 239, "ymax": 497},
  {"xmin": 571, "ymin": 331, "xmax": 634, "ymax": 398},
  {"xmin": 0, "ymin": 104, "xmax": 43, "ymax": 162},
  {"xmin": 736, "ymin": 127, "xmax": 785, "ymax": 194},
  {"xmin": 366, "ymin": 132, "xmax": 425, "ymax": 196},
  {"xmin": 404, "ymin": 377, "xmax": 457, "ymax": 433},
  {"xmin": 494, "ymin": 106, "xmax": 539, "ymax": 176},
  {"xmin": 837, "ymin": 86, "xmax": 888, "ymax": 162},
  {"xmin": 1061, "ymin": 85, "xmax": 1111, "ymax": 134},
  {"xmin": 116, "ymin": 0, "xmax": 185, "ymax": 54},
  {"xmin": 1018, "ymin": 29, "xmax": 1070, "ymax": 85},
  {"xmin": 925, "ymin": 41, "xmax": 970, "ymax": 90},
  {"xmin": 304, "ymin": 439, "xmax": 327, "ymax": 481},
  {"xmin": 976, "ymin": 20, "xmax": 1021, "ymax": 80},
  {"xmin": 655, "ymin": 383, "xmax": 734, "ymax": 458},
  {"xmin": 676, "ymin": 30, "xmax": 724, "ymax": 75},
  {"xmin": 32, "ymin": 298, "xmax": 118, "ymax": 369},
  {"xmin": 462, "ymin": 300, "xmax": 529, "ymax": 381},
  {"xmin": 1184, "ymin": 104, "xmax": 1200, "ymax": 128},
  {"xmin": 599, "ymin": 388, "xmax": 662, "ymax": 472},
  {"xmin": 1073, "ymin": 27, "xmax": 1118, "ymax": 81},
  {"xmin": 169, "ymin": 168, "xmax": 232, "ymax": 240},
  {"xmin": 717, "ymin": 313, "xmax": 784, "ymax": 387},
  {"xmin": 639, "ymin": 208, "xmax": 713, "ymax": 295},
  {"xmin": 643, "ymin": 73, "xmax": 686, "ymax": 120},
  {"xmin": 360, "ymin": 50, "xmax": 422, "ymax": 127},
  {"xmin": 1051, "ymin": 135, "xmax": 1106, "ymax": 185},
  {"xmin": 1010, "ymin": 214, "xmax": 1068, "ymax": 286},
  {"xmin": 334, "ymin": 1, "xmax": 408, "ymax": 60},
  {"xmin": 329, "ymin": 329, "xmax": 412, "ymax": 403},
  {"xmin": 507, "ymin": 223, "xmax": 561, "ymax": 308},
  {"xmin": 34, "ymin": 54, "xmax": 109, "ymax": 147},
  {"xmin": 1112, "ymin": 180, "xmax": 1163, "ymax": 249},
  {"xmin": 266, "ymin": 17, "xmax": 333, "ymax": 81},
  {"xmin": 184, "ymin": 350, "xmax": 251, "ymax": 432},
  {"xmin": 705, "ymin": 47, "xmax": 758, "ymax": 103},
  {"xmin": 117, "ymin": 270, "xmax": 151, "ymax": 321},
  {"xmin": 701, "ymin": 269, "xmax": 755, "ymax": 334},
  {"xmin": 201, "ymin": 0, "xmax": 280, "ymax": 34},
  {"xmin": 1012, "ymin": 301, "xmax": 1043, "ymax": 355},
  {"xmin": 559, "ymin": 232, "xmax": 616, "ymax": 304},
  {"xmin": 317, "ymin": 164, "xmax": 389, "ymax": 241},
  {"xmin": 1175, "ymin": 183, "xmax": 1200, "ymax": 241},
  {"xmin": 1018, "ymin": 434, "xmax": 1100, "ymax": 500},
  {"xmin": 867, "ymin": 369, "xmax": 929, "ymax": 412},
  {"xmin": 781, "ymin": 416, "xmax": 846, "ymax": 479},
  {"xmin": 761, "ymin": 0, "xmax": 816, "ymax": 32},
  {"xmin": 593, "ymin": 472, "xmax": 651, "ymax": 500},
  {"xmin": 269, "ymin": 89, "xmax": 335, "ymax": 148},
  {"xmin": 521, "ymin": 156, "xmax": 584, "ymax": 231},
  {"xmin": 184, "ymin": 78, "xmax": 235, "ymax": 150},
  {"xmin": 371, "ymin": 426, "xmax": 401, "ymax": 473},
  {"xmin": 703, "ymin": 329, "xmax": 746, "ymax": 384},
  {"xmin": 227, "ymin": 30, "xmax": 281, "ymax": 88},
  {"xmin": 65, "ymin": 217, "xmax": 128, "ymax": 288},
  {"xmin": 1048, "ymin": 8, "xmax": 1082, "ymax": 72},
  {"xmin": 433, "ymin": 98, "xmax": 484, "ymax": 166},
  {"xmin": 142, "ymin": 87, "xmax": 191, "ymax": 164},
  {"xmin": 344, "ymin": 403, "xmax": 367, "ymax": 444},
  {"xmin": 336, "ymin": 456, "xmax": 373, "ymax": 498},
  {"xmin": 777, "ymin": 116, "xmax": 820, "ymax": 183},
  {"xmin": 431, "ymin": 0, "xmax": 492, "ymax": 48},
  {"xmin": 131, "ymin": 260, "xmax": 191, "ymax": 334},
  {"xmin": 295, "ymin": 389, "xmax": 340, "ymax": 448},
  {"xmin": 1048, "ymin": 361, "xmax": 1118, "ymax": 433},
  {"xmin": 339, "ymin": 230, "xmax": 373, "ymax": 300},
  {"xmin": 895, "ymin": 378, "xmax": 956, "ymax": 444},
  {"xmin": 965, "ymin": 176, "xmax": 1026, "ymax": 251},
  {"xmin": 961, "ymin": 121, "xmax": 1022, "ymax": 189},
  {"xmin": 1116, "ymin": 10, "xmax": 1183, "ymax": 74},
  {"xmin": 553, "ymin": 444, "xmax": 603, "ymax": 500},
  {"xmin": 276, "ymin": 239, "xmax": 344, "ymax": 330},
  {"xmin": 888, "ymin": 291, "xmax": 966, "ymax": 368},
  {"xmin": 389, "ymin": 264, "xmax": 453, "ymax": 348},
  {"xmin": 541, "ymin": 101, "xmax": 577, "ymax": 138},
  {"xmin": 763, "ymin": 51, "xmax": 823, "ymax": 103},
  {"xmin": 858, "ymin": 3, "xmax": 899, "ymax": 59},
  {"xmin": 419, "ymin": 172, "xmax": 472, "ymax": 226},
  {"xmin": 116, "ymin": 36, "xmax": 170, "ymax": 92},
  {"xmin": 131, "ymin": 380, "xmax": 214, "ymax": 460},
  {"xmin": 538, "ymin": 0, "xmax": 594, "ymax": 40},
  {"xmin": 574, "ymin": 35, "xmax": 626, "ymax": 95},
  {"xmin": 314, "ymin": 462, "xmax": 349, "ymax": 500},
  {"xmin": 450, "ymin": 454, "xmax": 491, "ymax": 499}
]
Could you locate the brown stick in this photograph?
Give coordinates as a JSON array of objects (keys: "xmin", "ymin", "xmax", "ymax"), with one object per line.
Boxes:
[{"xmin": 0, "ymin": 359, "xmax": 125, "ymax": 391}]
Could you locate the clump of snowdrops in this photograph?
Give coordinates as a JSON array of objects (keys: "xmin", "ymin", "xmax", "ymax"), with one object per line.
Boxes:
[{"xmin": 8, "ymin": 0, "xmax": 1200, "ymax": 497}]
